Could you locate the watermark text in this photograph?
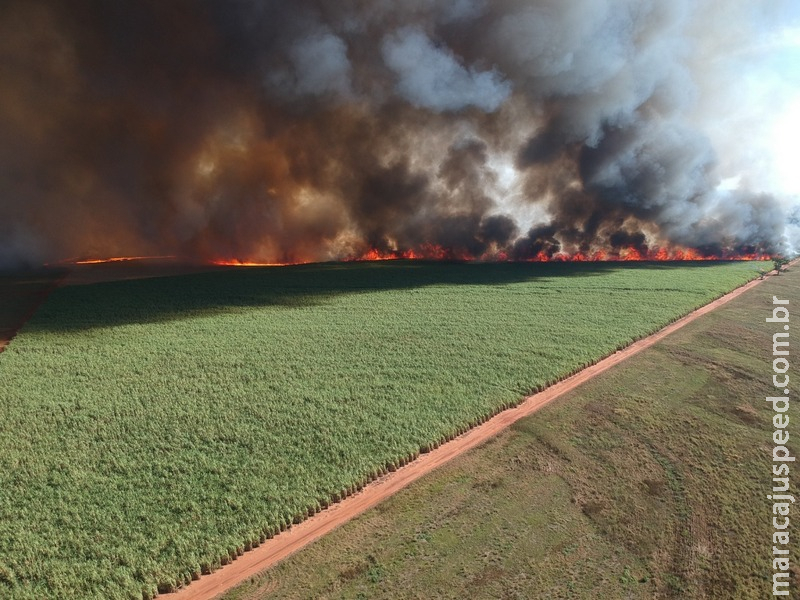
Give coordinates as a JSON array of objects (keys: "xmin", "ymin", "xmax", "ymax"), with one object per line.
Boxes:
[{"xmin": 768, "ymin": 295, "xmax": 792, "ymax": 596}]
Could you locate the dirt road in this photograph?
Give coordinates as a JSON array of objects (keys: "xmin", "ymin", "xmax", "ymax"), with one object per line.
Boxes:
[{"xmin": 165, "ymin": 269, "xmax": 778, "ymax": 600}]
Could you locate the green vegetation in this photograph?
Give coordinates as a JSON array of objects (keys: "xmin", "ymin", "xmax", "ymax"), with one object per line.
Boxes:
[
  {"xmin": 773, "ymin": 257, "xmax": 791, "ymax": 274},
  {"xmin": 0, "ymin": 260, "xmax": 767, "ymax": 598},
  {"xmin": 223, "ymin": 264, "xmax": 799, "ymax": 600}
]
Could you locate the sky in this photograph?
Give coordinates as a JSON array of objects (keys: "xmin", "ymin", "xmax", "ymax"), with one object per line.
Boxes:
[{"xmin": 764, "ymin": 24, "xmax": 800, "ymax": 196}]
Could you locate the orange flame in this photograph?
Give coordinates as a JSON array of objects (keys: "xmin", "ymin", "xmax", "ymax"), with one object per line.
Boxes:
[
  {"xmin": 69, "ymin": 247, "xmax": 767, "ymax": 269},
  {"xmin": 48, "ymin": 255, "xmax": 177, "ymax": 266},
  {"xmin": 342, "ymin": 244, "xmax": 770, "ymax": 263},
  {"xmin": 345, "ymin": 244, "xmax": 474, "ymax": 262},
  {"xmin": 521, "ymin": 246, "xmax": 769, "ymax": 263},
  {"xmin": 210, "ymin": 259, "xmax": 309, "ymax": 267},
  {"xmin": 620, "ymin": 247, "xmax": 644, "ymax": 261}
]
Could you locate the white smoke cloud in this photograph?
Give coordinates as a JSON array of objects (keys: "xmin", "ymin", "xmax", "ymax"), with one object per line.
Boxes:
[
  {"xmin": 382, "ymin": 26, "xmax": 511, "ymax": 112},
  {"xmin": 290, "ymin": 31, "xmax": 353, "ymax": 97},
  {"xmin": 438, "ymin": 0, "xmax": 487, "ymax": 24},
  {"xmin": 267, "ymin": 29, "xmax": 353, "ymax": 100}
]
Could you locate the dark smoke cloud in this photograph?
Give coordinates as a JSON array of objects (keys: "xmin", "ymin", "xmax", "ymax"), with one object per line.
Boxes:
[{"xmin": 0, "ymin": 0, "xmax": 796, "ymax": 267}]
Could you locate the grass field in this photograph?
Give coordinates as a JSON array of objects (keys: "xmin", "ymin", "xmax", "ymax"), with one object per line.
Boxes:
[
  {"xmin": 222, "ymin": 265, "xmax": 799, "ymax": 600},
  {"xmin": 0, "ymin": 260, "xmax": 768, "ymax": 599}
]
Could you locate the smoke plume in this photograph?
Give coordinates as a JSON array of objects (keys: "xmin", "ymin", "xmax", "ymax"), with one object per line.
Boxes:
[{"xmin": 1, "ymin": 0, "xmax": 797, "ymax": 267}]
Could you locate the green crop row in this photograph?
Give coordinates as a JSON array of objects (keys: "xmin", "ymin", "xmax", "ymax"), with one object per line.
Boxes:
[{"xmin": 0, "ymin": 260, "xmax": 766, "ymax": 598}]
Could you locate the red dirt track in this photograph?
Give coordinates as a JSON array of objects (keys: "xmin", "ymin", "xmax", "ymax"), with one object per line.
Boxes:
[{"xmin": 165, "ymin": 268, "xmax": 782, "ymax": 600}]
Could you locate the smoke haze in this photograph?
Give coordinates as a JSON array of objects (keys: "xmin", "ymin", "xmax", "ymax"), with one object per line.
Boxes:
[{"xmin": 1, "ymin": 0, "xmax": 798, "ymax": 267}]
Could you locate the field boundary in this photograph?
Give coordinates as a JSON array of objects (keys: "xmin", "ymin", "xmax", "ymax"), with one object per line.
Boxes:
[{"xmin": 166, "ymin": 264, "xmax": 789, "ymax": 600}]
